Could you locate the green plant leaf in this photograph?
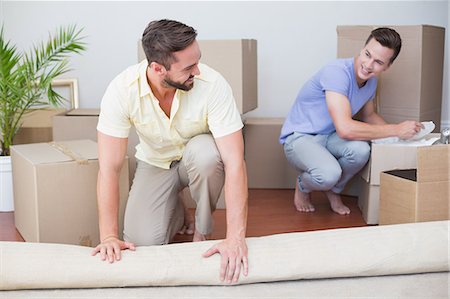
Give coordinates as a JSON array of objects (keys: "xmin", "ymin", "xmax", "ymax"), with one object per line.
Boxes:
[{"xmin": 0, "ymin": 25, "xmax": 86, "ymax": 156}]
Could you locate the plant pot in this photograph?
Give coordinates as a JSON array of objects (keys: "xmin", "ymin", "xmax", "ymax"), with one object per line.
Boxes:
[{"xmin": 0, "ymin": 156, "xmax": 14, "ymax": 211}]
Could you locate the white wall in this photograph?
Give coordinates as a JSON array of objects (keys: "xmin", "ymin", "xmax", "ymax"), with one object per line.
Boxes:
[
  {"xmin": 1, "ymin": 1, "xmax": 448, "ymax": 128},
  {"xmin": 444, "ymin": 0, "xmax": 450, "ymax": 129}
]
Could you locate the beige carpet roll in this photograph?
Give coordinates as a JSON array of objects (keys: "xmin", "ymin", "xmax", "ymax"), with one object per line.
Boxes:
[{"xmin": 1, "ymin": 221, "xmax": 448, "ymax": 290}]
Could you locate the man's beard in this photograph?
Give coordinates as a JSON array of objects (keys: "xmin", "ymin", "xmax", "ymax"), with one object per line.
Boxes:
[{"xmin": 163, "ymin": 75, "xmax": 194, "ymax": 91}]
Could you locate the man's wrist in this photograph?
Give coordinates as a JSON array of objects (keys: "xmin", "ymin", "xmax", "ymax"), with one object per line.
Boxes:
[{"xmin": 101, "ymin": 234, "xmax": 119, "ymax": 243}]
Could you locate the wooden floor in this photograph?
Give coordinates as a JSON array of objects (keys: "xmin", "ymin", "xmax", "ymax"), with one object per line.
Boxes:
[{"xmin": 0, "ymin": 189, "xmax": 368, "ymax": 243}]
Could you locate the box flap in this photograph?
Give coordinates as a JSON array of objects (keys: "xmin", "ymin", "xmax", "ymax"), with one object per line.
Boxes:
[
  {"xmin": 364, "ymin": 134, "xmax": 439, "ymax": 185},
  {"xmin": 360, "ymin": 160, "xmax": 371, "ymax": 183},
  {"xmin": 369, "ymin": 144, "xmax": 418, "ymax": 185},
  {"xmin": 11, "ymin": 139, "xmax": 98, "ymax": 165},
  {"xmin": 417, "ymin": 145, "xmax": 450, "ymax": 182},
  {"xmin": 66, "ymin": 109, "xmax": 100, "ymax": 116}
]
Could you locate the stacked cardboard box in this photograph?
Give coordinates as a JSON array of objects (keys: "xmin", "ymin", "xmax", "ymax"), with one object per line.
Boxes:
[
  {"xmin": 337, "ymin": 25, "xmax": 445, "ymax": 129},
  {"xmin": 12, "ymin": 108, "xmax": 66, "ymax": 145},
  {"xmin": 243, "ymin": 118, "xmax": 297, "ymax": 189},
  {"xmin": 379, "ymin": 145, "xmax": 449, "ymax": 224},
  {"xmin": 11, "ymin": 140, "xmax": 129, "ymax": 246},
  {"xmin": 138, "ymin": 39, "xmax": 258, "ymax": 115},
  {"xmin": 52, "ymin": 109, "xmax": 100, "ymax": 141}
]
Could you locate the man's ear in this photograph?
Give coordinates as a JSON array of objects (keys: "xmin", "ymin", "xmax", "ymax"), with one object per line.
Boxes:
[{"xmin": 149, "ymin": 62, "xmax": 167, "ymax": 75}]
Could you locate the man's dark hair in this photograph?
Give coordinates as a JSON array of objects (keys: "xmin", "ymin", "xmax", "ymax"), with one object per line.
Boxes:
[
  {"xmin": 142, "ymin": 19, "xmax": 197, "ymax": 70},
  {"xmin": 365, "ymin": 27, "xmax": 402, "ymax": 65}
]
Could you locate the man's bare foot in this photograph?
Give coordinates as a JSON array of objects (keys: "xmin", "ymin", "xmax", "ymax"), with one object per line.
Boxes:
[
  {"xmin": 193, "ymin": 230, "xmax": 208, "ymax": 242},
  {"xmin": 178, "ymin": 203, "xmax": 195, "ymax": 235},
  {"xmin": 325, "ymin": 190, "xmax": 350, "ymax": 215},
  {"xmin": 178, "ymin": 221, "xmax": 195, "ymax": 235},
  {"xmin": 294, "ymin": 180, "xmax": 315, "ymax": 212}
]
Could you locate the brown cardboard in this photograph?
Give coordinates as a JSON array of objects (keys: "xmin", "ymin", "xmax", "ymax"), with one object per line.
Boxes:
[
  {"xmin": 243, "ymin": 118, "xmax": 297, "ymax": 189},
  {"xmin": 53, "ymin": 109, "xmax": 100, "ymax": 141},
  {"xmin": 53, "ymin": 109, "xmax": 139, "ymax": 185},
  {"xmin": 11, "ymin": 140, "xmax": 129, "ymax": 246},
  {"xmin": 138, "ymin": 39, "xmax": 258, "ymax": 114},
  {"xmin": 358, "ymin": 133, "xmax": 440, "ymax": 224},
  {"xmin": 12, "ymin": 108, "xmax": 66, "ymax": 145},
  {"xmin": 337, "ymin": 25, "xmax": 445, "ymax": 129},
  {"xmin": 197, "ymin": 40, "xmax": 258, "ymax": 114},
  {"xmin": 359, "ymin": 181, "xmax": 380, "ymax": 224},
  {"xmin": 416, "ymin": 145, "xmax": 450, "ymax": 182},
  {"xmin": 379, "ymin": 145, "xmax": 450, "ymax": 225},
  {"xmin": 361, "ymin": 135, "xmax": 439, "ymax": 186}
]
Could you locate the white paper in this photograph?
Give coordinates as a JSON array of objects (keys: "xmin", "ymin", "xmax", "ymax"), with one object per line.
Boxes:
[{"xmin": 372, "ymin": 121, "xmax": 438, "ymax": 145}]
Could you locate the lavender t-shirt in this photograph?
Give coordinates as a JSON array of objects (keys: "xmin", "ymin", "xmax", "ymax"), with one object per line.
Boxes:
[{"xmin": 280, "ymin": 58, "xmax": 377, "ymax": 144}]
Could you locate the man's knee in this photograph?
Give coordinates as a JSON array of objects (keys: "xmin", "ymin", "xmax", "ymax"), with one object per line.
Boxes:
[
  {"xmin": 184, "ymin": 135, "xmax": 223, "ymax": 176},
  {"xmin": 345, "ymin": 141, "xmax": 371, "ymax": 166},
  {"xmin": 124, "ymin": 228, "xmax": 167, "ymax": 246},
  {"xmin": 310, "ymin": 166, "xmax": 342, "ymax": 191}
]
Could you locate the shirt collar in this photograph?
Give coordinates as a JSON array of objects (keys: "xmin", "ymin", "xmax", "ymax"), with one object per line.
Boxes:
[{"xmin": 136, "ymin": 60, "xmax": 152, "ymax": 98}]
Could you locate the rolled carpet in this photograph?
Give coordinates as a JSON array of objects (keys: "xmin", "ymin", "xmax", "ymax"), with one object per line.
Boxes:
[{"xmin": 1, "ymin": 220, "xmax": 448, "ymax": 290}]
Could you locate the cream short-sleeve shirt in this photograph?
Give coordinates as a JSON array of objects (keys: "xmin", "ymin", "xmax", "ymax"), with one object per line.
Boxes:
[{"xmin": 97, "ymin": 61, "xmax": 243, "ymax": 169}]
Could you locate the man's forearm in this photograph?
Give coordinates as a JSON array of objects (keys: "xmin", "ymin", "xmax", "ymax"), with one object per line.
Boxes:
[
  {"xmin": 97, "ymin": 170, "xmax": 121, "ymax": 240},
  {"xmin": 363, "ymin": 111, "xmax": 387, "ymax": 126},
  {"xmin": 338, "ymin": 119, "xmax": 398, "ymax": 140},
  {"xmin": 223, "ymin": 162, "xmax": 248, "ymax": 240}
]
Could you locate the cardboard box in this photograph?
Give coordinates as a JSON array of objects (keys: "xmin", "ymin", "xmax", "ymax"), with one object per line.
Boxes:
[
  {"xmin": 53, "ymin": 109, "xmax": 139, "ymax": 185},
  {"xmin": 12, "ymin": 108, "xmax": 66, "ymax": 145},
  {"xmin": 11, "ymin": 140, "xmax": 129, "ymax": 246},
  {"xmin": 52, "ymin": 109, "xmax": 100, "ymax": 141},
  {"xmin": 358, "ymin": 134, "xmax": 440, "ymax": 224},
  {"xmin": 337, "ymin": 25, "xmax": 445, "ymax": 129},
  {"xmin": 379, "ymin": 145, "xmax": 449, "ymax": 225},
  {"xmin": 243, "ymin": 118, "xmax": 297, "ymax": 188},
  {"xmin": 138, "ymin": 39, "xmax": 258, "ymax": 114}
]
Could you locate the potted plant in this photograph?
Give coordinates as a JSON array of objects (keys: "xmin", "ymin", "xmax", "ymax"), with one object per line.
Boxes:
[{"xmin": 0, "ymin": 25, "xmax": 86, "ymax": 211}]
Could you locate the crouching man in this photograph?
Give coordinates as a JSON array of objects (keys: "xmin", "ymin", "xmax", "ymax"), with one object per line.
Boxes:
[{"xmin": 92, "ymin": 19, "xmax": 248, "ymax": 284}]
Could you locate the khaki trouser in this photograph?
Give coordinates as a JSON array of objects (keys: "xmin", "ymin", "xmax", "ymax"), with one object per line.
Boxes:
[{"xmin": 123, "ymin": 134, "xmax": 224, "ymax": 245}]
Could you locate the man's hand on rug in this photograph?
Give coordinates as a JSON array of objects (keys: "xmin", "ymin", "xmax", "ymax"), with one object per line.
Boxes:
[
  {"xmin": 91, "ymin": 237, "xmax": 136, "ymax": 263},
  {"xmin": 203, "ymin": 238, "xmax": 248, "ymax": 284}
]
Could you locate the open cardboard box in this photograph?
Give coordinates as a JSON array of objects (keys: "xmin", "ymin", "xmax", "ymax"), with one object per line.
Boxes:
[
  {"xmin": 379, "ymin": 144, "xmax": 449, "ymax": 225},
  {"xmin": 358, "ymin": 133, "xmax": 440, "ymax": 224}
]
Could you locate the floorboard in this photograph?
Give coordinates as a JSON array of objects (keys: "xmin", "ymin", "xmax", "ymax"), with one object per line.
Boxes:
[{"xmin": 0, "ymin": 189, "xmax": 368, "ymax": 243}]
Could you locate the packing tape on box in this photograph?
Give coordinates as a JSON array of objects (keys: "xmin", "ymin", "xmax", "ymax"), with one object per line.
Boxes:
[
  {"xmin": 0, "ymin": 220, "xmax": 448, "ymax": 290},
  {"xmin": 48, "ymin": 141, "xmax": 89, "ymax": 165}
]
